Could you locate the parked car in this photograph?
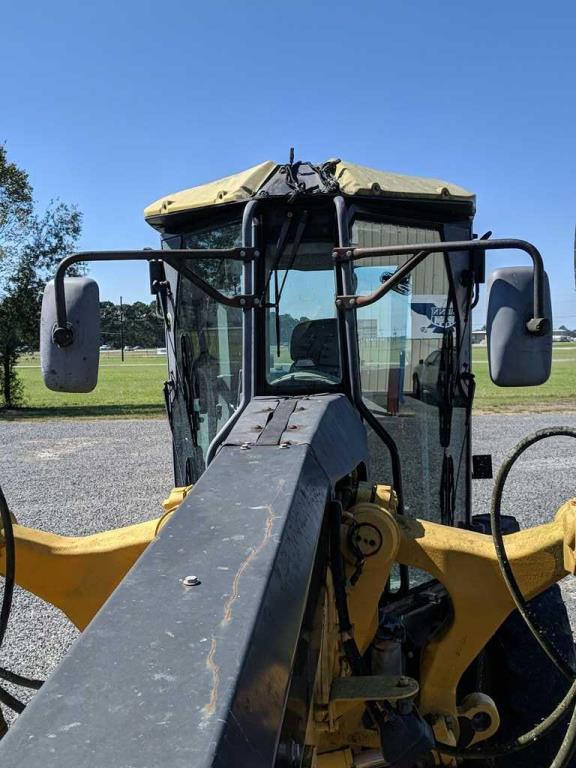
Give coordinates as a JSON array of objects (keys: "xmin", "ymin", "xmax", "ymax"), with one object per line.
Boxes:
[{"xmin": 412, "ymin": 350, "xmax": 441, "ymax": 402}]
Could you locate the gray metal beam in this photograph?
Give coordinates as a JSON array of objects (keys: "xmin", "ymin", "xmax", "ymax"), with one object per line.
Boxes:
[{"xmin": 0, "ymin": 395, "xmax": 366, "ymax": 768}]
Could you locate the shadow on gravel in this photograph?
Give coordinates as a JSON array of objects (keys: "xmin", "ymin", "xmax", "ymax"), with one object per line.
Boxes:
[{"xmin": 0, "ymin": 405, "xmax": 166, "ymax": 420}]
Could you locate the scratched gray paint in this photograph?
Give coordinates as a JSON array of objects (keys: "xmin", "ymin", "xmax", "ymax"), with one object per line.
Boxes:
[{"xmin": 0, "ymin": 395, "xmax": 367, "ymax": 767}]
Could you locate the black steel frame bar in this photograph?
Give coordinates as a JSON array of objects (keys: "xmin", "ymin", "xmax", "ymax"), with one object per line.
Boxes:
[
  {"xmin": 52, "ymin": 247, "xmax": 258, "ymax": 345},
  {"xmin": 334, "ymin": 238, "xmax": 548, "ymax": 333},
  {"xmin": 205, "ymin": 200, "xmax": 260, "ymax": 465},
  {"xmin": 333, "ymin": 196, "xmax": 407, "ymax": 517}
]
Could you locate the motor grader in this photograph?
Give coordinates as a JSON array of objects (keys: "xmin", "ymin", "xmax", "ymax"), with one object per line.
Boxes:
[{"xmin": 0, "ymin": 157, "xmax": 575, "ymax": 767}]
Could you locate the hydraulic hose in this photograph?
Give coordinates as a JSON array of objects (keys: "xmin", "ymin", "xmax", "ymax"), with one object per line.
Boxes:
[
  {"xmin": 0, "ymin": 485, "xmax": 43, "ymax": 719},
  {"xmin": 0, "ymin": 486, "xmax": 26, "ymax": 714},
  {"xmin": 437, "ymin": 427, "xmax": 576, "ymax": 765},
  {"xmin": 0, "ymin": 486, "xmax": 14, "ymax": 652},
  {"xmin": 490, "ymin": 428, "xmax": 576, "ymax": 680},
  {"xmin": 436, "ymin": 675, "xmax": 576, "ymax": 760}
]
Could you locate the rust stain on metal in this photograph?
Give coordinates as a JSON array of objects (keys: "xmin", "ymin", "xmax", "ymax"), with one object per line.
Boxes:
[
  {"xmin": 222, "ymin": 504, "xmax": 275, "ymax": 626},
  {"xmin": 201, "ymin": 637, "xmax": 220, "ymax": 722},
  {"xmin": 200, "ymin": 490, "xmax": 282, "ymax": 722}
]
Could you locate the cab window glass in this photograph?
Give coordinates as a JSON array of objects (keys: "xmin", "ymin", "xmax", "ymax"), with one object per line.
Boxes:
[
  {"xmin": 264, "ymin": 240, "xmax": 341, "ymax": 392},
  {"xmin": 164, "ymin": 220, "xmax": 243, "ymax": 484},
  {"xmin": 351, "ymin": 219, "xmax": 466, "ymax": 528}
]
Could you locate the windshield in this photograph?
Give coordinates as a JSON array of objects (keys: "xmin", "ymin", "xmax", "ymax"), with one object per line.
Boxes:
[{"xmin": 264, "ymin": 237, "xmax": 341, "ymax": 391}]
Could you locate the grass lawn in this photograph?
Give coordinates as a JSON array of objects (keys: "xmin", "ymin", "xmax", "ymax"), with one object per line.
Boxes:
[
  {"xmin": 2, "ymin": 344, "xmax": 575, "ymax": 420},
  {"xmin": 472, "ymin": 343, "xmax": 576, "ymax": 411},
  {"xmin": 6, "ymin": 354, "xmax": 167, "ymax": 419}
]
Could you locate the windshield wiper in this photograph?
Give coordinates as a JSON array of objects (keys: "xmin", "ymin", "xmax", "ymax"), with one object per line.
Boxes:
[{"xmin": 261, "ymin": 210, "xmax": 309, "ymax": 356}]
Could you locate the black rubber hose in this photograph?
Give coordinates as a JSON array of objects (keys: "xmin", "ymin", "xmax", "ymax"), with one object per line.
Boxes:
[
  {"xmin": 329, "ymin": 500, "xmax": 369, "ymax": 676},
  {"xmin": 0, "ymin": 686, "xmax": 24, "ymax": 715},
  {"xmin": 328, "ymin": 500, "xmax": 392, "ymax": 732},
  {"xmin": 0, "ymin": 486, "xmax": 15, "ymax": 651},
  {"xmin": 436, "ymin": 676, "xmax": 576, "ymax": 760},
  {"xmin": 437, "ymin": 427, "xmax": 576, "ymax": 763},
  {"xmin": 0, "ymin": 667, "xmax": 43, "ymax": 690},
  {"xmin": 490, "ymin": 427, "xmax": 576, "ymax": 681},
  {"xmin": 550, "ymin": 698, "xmax": 576, "ymax": 768},
  {"xmin": 0, "ymin": 486, "xmax": 41, "ymax": 711}
]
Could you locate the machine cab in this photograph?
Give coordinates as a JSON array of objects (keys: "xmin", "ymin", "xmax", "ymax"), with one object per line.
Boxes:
[
  {"xmin": 41, "ymin": 158, "xmax": 552, "ymax": 534},
  {"xmin": 147, "ymin": 161, "xmax": 478, "ymax": 531}
]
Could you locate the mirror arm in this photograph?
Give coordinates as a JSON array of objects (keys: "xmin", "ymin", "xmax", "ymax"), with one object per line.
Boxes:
[
  {"xmin": 334, "ymin": 238, "xmax": 548, "ymax": 335},
  {"xmin": 52, "ymin": 248, "xmax": 258, "ymax": 347}
]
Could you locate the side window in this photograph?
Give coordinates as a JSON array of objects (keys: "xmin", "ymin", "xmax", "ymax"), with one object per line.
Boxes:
[
  {"xmin": 174, "ymin": 268, "xmax": 243, "ymax": 482},
  {"xmin": 351, "ymin": 219, "xmax": 465, "ymax": 526},
  {"xmin": 165, "ymin": 221, "xmax": 244, "ymax": 484}
]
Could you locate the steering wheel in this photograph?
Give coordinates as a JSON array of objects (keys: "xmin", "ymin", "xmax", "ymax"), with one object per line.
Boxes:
[{"xmin": 270, "ymin": 369, "xmax": 341, "ymax": 386}]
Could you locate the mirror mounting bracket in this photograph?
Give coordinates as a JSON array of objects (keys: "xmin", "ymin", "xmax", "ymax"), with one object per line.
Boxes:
[
  {"xmin": 333, "ymin": 237, "xmax": 548, "ymax": 335},
  {"xmin": 51, "ymin": 248, "xmax": 258, "ymax": 347}
]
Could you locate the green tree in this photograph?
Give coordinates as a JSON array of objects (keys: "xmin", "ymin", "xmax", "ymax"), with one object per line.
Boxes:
[
  {"xmin": 100, "ymin": 300, "xmax": 164, "ymax": 349},
  {"xmin": 0, "ymin": 146, "xmax": 82, "ymax": 408},
  {"xmin": 0, "ymin": 144, "xmax": 33, "ymax": 255}
]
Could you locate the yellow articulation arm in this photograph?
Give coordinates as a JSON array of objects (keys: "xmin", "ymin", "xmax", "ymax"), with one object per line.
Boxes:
[{"xmin": 0, "ymin": 485, "xmax": 193, "ymax": 630}]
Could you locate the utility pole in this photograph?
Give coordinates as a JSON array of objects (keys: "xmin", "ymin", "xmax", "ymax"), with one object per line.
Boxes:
[{"xmin": 120, "ymin": 296, "xmax": 125, "ymax": 362}]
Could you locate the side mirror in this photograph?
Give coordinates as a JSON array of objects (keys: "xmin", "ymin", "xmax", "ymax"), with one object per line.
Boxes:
[
  {"xmin": 487, "ymin": 267, "xmax": 552, "ymax": 387},
  {"xmin": 40, "ymin": 277, "xmax": 100, "ymax": 392}
]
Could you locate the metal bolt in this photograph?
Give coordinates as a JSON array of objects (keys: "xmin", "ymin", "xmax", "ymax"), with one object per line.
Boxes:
[
  {"xmin": 349, "ymin": 298, "xmax": 356, "ymax": 306},
  {"xmin": 240, "ymin": 249, "xmax": 246, "ymax": 257},
  {"xmin": 253, "ymin": 297, "xmax": 260, "ymax": 306},
  {"xmin": 335, "ymin": 299, "xmax": 342, "ymax": 307},
  {"xmin": 280, "ymin": 442, "xmax": 291, "ymax": 449},
  {"xmin": 239, "ymin": 298, "xmax": 246, "ymax": 306},
  {"xmin": 182, "ymin": 575, "xmax": 201, "ymax": 587},
  {"xmin": 240, "ymin": 443, "xmax": 251, "ymax": 451},
  {"xmin": 254, "ymin": 249, "xmax": 260, "ymax": 257},
  {"xmin": 397, "ymin": 676, "xmax": 411, "ymax": 688},
  {"xmin": 346, "ymin": 250, "xmax": 352, "ymax": 258}
]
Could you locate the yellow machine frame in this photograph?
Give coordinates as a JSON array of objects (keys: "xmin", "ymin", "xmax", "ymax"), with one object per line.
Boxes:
[{"xmin": 1, "ymin": 483, "xmax": 575, "ymax": 765}]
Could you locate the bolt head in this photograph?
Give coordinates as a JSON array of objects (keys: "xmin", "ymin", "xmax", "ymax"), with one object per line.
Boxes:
[
  {"xmin": 182, "ymin": 575, "xmax": 201, "ymax": 587},
  {"xmin": 52, "ymin": 325, "xmax": 74, "ymax": 348}
]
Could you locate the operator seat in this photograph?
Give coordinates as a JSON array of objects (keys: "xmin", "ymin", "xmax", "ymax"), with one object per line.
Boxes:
[{"xmin": 289, "ymin": 319, "xmax": 340, "ymax": 379}]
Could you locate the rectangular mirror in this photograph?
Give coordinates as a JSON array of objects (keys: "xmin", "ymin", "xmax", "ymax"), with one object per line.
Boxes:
[
  {"xmin": 487, "ymin": 266, "xmax": 552, "ymax": 387},
  {"xmin": 40, "ymin": 277, "xmax": 100, "ymax": 392}
]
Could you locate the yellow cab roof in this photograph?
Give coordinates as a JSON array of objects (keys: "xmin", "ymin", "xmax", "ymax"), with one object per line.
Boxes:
[{"xmin": 144, "ymin": 159, "xmax": 474, "ymax": 223}]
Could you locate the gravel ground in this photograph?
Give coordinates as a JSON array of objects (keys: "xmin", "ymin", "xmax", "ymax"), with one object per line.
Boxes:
[{"xmin": 0, "ymin": 412, "xmax": 575, "ymax": 721}]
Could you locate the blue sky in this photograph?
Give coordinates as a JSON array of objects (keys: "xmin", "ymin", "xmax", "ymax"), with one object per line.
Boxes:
[{"xmin": 1, "ymin": 0, "xmax": 575, "ymax": 327}]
